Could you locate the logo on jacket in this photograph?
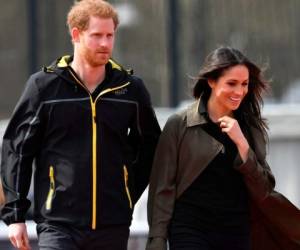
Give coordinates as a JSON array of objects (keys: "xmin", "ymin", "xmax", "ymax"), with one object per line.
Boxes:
[{"xmin": 114, "ymin": 88, "xmax": 128, "ymax": 95}]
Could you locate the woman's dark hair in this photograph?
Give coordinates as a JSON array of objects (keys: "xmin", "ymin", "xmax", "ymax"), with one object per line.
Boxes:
[{"xmin": 193, "ymin": 46, "xmax": 269, "ymax": 136}]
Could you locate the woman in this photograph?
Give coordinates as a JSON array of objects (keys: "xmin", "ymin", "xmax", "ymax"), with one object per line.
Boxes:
[{"xmin": 146, "ymin": 46, "xmax": 300, "ymax": 250}]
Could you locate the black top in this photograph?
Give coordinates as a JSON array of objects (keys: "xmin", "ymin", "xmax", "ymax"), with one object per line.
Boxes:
[{"xmin": 171, "ymin": 103, "xmax": 250, "ymax": 233}]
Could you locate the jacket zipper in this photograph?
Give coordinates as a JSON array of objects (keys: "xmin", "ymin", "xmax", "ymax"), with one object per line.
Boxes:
[
  {"xmin": 123, "ymin": 165, "xmax": 133, "ymax": 209},
  {"xmin": 69, "ymin": 69, "xmax": 130, "ymax": 229},
  {"xmin": 91, "ymin": 101, "xmax": 97, "ymax": 229},
  {"xmin": 45, "ymin": 166, "xmax": 55, "ymax": 210}
]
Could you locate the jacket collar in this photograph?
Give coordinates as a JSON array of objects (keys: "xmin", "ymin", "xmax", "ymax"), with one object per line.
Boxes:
[
  {"xmin": 45, "ymin": 55, "xmax": 132, "ymax": 89},
  {"xmin": 56, "ymin": 55, "xmax": 124, "ymax": 72},
  {"xmin": 186, "ymin": 97, "xmax": 209, "ymax": 127}
]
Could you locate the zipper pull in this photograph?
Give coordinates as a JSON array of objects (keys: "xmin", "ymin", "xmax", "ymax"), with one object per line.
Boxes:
[{"xmin": 49, "ymin": 166, "xmax": 54, "ymax": 178}]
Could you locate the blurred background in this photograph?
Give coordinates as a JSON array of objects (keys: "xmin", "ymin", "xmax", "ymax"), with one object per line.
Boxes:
[{"xmin": 1, "ymin": 0, "xmax": 300, "ymax": 249}]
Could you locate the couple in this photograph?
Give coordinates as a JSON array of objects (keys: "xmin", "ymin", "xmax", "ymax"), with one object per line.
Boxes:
[{"xmin": 1, "ymin": 1, "xmax": 300, "ymax": 250}]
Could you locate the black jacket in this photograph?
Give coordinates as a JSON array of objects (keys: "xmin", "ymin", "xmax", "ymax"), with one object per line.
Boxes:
[{"xmin": 1, "ymin": 56, "xmax": 161, "ymax": 229}]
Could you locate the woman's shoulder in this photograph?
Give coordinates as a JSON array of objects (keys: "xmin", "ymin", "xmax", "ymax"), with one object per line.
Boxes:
[{"xmin": 165, "ymin": 106, "xmax": 189, "ymax": 127}]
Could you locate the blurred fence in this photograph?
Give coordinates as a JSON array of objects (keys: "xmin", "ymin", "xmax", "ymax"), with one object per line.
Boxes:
[{"xmin": 1, "ymin": 0, "xmax": 300, "ymax": 118}]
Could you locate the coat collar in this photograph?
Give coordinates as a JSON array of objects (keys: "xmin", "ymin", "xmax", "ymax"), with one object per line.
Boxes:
[{"xmin": 186, "ymin": 97, "xmax": 209, "ymax": 127}]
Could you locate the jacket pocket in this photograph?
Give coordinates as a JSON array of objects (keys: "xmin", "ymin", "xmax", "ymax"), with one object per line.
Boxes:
[
  {"xmin": 123, "ymin": 165, "xmax": 133, "ymax": 209},
  {"xmin": 45, "ymin": 166, "xmax": 55, "ymax": 210}
]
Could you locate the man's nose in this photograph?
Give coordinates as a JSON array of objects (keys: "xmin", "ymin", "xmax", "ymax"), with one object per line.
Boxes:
[{"xmin": 99, "ymin": 37, "xmax": 109, "ymax": 47}]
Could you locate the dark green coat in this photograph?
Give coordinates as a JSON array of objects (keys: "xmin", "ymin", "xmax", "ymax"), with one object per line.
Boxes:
[{"xmin": 147, "ymin": 99, "xmax": 300, "ymax": 250}]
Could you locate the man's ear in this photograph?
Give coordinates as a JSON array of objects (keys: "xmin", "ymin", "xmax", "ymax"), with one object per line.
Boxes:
[{"xmin": 71, "ymin": 27, "xmax": 81, "ymax": 43}]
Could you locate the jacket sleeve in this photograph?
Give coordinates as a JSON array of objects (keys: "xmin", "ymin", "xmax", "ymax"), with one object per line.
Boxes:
[
  {"xmin": 146, "ymin": 115, "xmax": 180, "ymax": 250},
  {"xmin": 234, "ymin": 127, "xmax": 275, "ymax": 202},
  {"xmin": 128, "ymin": 77, "xmax": 161, "ymax": 203},
  {"xmin": 1, "ymin": 74, "xmax": 43, "ymax": 225}
]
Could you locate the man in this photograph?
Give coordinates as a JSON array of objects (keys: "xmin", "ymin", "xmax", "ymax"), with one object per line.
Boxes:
[{"xmin": 0, "ymin": 0, "xmax": 161, "ymax": 249}]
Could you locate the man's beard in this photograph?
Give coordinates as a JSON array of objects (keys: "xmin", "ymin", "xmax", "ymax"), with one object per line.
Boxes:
[{"xmin": 83, "ymin": 48, "xmax": 111, "ymax": 67}]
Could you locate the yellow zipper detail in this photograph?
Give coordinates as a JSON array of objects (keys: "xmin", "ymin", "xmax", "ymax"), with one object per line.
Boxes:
[
  {"xmin": 91, "ymin": 101, "xmax": 97, "ymax": 229},
  {"xmin": 69, "ymin": 68, "xmax": 131, "ymax": 229},
  {"xmin": 46, "ymin": 166, "xmax": 55, "ymax": 210},
  {"xmin": 98, "ymin": 82, "xmax": 130, "ymax": 97},
  {"xmin": 69, "ymin": 70, "xmax": 88, "ymax": 91},
  {"xmin": 69, "ymin": 69, "xmax": 130, "ymax": 96},
  {"xmin": 69, "ymin": 69, "xmax": 97, "ymax": 229},
  {"xmin": 123, "ymin": 165, "xmax": 133, "ymax": 209},
  {"xmin": 90, "ymin": 83, "xmax": 131, "ymax": 229}
]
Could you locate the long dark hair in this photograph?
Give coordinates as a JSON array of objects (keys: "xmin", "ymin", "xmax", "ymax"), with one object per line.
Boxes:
[{"xmin": 193, "ymin": 46, "xmax": 269, "ymax": 137}]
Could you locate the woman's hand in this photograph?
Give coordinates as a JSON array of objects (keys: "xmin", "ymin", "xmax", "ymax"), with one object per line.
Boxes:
[{"xmin": 218, "ymin": 116, "xmax": 249, "ymax": 162}]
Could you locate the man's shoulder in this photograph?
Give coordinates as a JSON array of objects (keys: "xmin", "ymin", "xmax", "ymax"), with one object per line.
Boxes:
[
  {"xmin": 28, "ymin": 55, "xmax": 71, "ymax": 85},
  {"xmin": 28, "ymin": 68, "xmax": 59, "ymax": 84},
  {"xmin": 108, "ymin": 59, "xmax": 145, "ymax": 89},
  {"xmin": 128, "ymin": 74, "xmax": 144, "ymax": 87},
  {"xmin": 27, "ymin": 66, "xmax": 65, "ymax": 92}
]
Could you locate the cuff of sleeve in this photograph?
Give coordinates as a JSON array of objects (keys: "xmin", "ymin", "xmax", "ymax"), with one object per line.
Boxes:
[
  {"xmin": 1, "ymin": 199, "xmax": 30, "ymax": 225},
  {"xmin": 1, "ymin": 213, "xmax": 26, "ymax": 226},
  {"xmin": 233, "ymin": 147, "xmax": 257, "ymax": 174},
  {"xmin": 148, "ymin": 225, "xmax": 168, "ymax": 239},
  {"xmin": 146, "ymin": 237, "xmax": 167, "ymax": 250},
  {"xmin": 233, "ymin": 152, "xmax": 244, "ymax": 168}
]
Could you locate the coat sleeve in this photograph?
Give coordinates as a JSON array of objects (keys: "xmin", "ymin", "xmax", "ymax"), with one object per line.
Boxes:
[
  {"xmin": 128, "ymin": 77, "xmax": 161, "ymax": 203},
  {"xmin": 1, "ymin": 74, "xmax": 43, "ymax": 225},
  {"xmin": 146, "ymin": 114, "xmax": 181, "ymax": 250},
  {"xmin": 234, "ymin": 127, "xmax": 275, "ymax": 202}
]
